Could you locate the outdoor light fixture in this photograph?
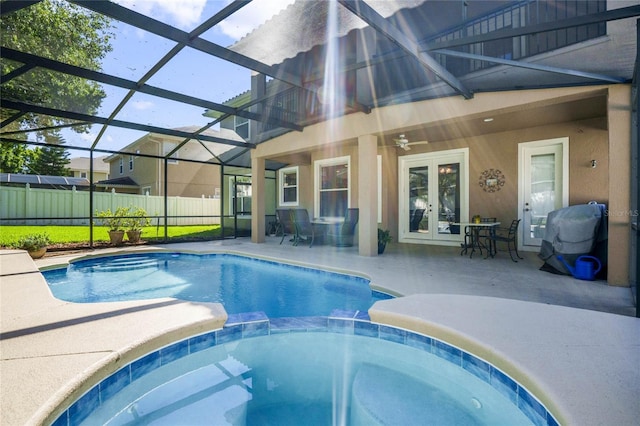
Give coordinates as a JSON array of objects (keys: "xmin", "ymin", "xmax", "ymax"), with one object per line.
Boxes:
[{"xmin": 591, "ymin": 160, "xmax": 597, "ymax": 168}]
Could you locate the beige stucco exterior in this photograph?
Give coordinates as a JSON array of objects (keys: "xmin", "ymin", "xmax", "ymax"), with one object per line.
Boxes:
[{"xmin": 252, "ymin": 84, "xmax": 632, "ymax": 286}]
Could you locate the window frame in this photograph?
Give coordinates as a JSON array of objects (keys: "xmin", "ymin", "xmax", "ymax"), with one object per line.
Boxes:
[
  {"xmin": 129, "ymin": 155, "xmax": 134, "ymax": 171},
  {"xmin": 118, "ymin": 157, "xmax": 123, "ymax": 174},
  {"xmin": 278, "ymin": 166, "xmax": 299, "ymax": 206},
  {"xmin": 235, "ymin": 116, "xmax": 250, "ymax": 140},
  {"xmin": 314, "ymin": 156, "xmax": 350, "ymax": 219}
]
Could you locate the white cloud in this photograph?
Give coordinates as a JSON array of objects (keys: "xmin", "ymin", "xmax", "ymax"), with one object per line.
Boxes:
[
  {"xmin": 218, "ymin": 0, "xmax": 295, "ymax": 40},
  {"xmin": 115, "ymin": 0, "xmax": 206, "ymax": 29},
  {"xmin": 132, "ymin": 100, "xmax": 154, "ymax": 110}
]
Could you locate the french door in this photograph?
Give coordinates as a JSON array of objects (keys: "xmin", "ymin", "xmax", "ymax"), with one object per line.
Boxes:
[
  {"xmin": 518, "ymin": 138, "xmax": 569, "ymax": 250},
  {"xmin": 399, "ymin": 149, "xmax": 468, "ymax": 244}
]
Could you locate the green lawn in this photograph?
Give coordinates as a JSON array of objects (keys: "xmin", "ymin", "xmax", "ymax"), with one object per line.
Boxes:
[{"xmin": 0, "ymin": 225, "xmax": 223, "ymax": 247}]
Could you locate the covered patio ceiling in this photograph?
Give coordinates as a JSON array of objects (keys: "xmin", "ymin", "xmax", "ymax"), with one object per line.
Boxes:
[{"xmin": 1, "ymin": 0, "xmax": 638, "ymax": 166}]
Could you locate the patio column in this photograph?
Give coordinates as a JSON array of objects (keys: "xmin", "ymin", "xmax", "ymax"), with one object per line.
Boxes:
[
  {"xmin": 358, "ymin": 134, "xmax": 378, "ymax": 256},
  {"xmin": 607, "ymin": 85, "xmax": 632, "ymax": 285},
  {"xmin": 251, "ymin": 153, "xmax": 265, "ymax": 243}
]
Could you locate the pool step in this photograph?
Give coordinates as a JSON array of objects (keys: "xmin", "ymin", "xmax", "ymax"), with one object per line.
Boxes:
[{"xmin": 76, "ymin": 257, "xmax": 166, "ymax": 273}]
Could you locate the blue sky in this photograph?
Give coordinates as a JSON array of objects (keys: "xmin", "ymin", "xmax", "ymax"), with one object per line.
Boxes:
[{"xmin": 64, "ymin": 0, "xmax": 295, "ymax": 154}]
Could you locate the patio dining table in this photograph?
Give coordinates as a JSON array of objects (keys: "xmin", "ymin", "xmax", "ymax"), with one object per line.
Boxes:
[
  {"xmin": 456, "ymin": 222, "xmax": 501, "ymax": 258},
  {"xmin": 311, "ymin": 217, "xmax": 344, "ymax": 245}
]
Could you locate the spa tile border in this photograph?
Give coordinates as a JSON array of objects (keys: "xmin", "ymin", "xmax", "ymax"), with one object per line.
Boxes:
[{"xmin": 52, "ymin": 311, "xmax": 558, "ymax": 426}]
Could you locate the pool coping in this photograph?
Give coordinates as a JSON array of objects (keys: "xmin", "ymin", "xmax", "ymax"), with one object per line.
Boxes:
[{"xmin": 2, "ymin": 247, "xmax": 639, "ymax": 425}]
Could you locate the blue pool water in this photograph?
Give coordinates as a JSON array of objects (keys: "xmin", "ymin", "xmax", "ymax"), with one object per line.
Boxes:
[
  {"xmin": 54, "ymin": 317, "xmax": 551, "ymax": 426},
  {"xmin": 43, "ymin": 252, "xmax": 390, "ymax": 317}
]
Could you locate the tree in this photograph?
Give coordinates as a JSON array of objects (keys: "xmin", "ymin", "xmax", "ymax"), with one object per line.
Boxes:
[
  {"xmin": 0, "ymin": 0, "xmax": 113, "ymax": 168},
  {"xmin": 27, "ymin": 133, "xmax": 70, "ymax": 176},
  {"xmin": 0, "ymin": 141, "xmax": 30, "ymax": 173}
]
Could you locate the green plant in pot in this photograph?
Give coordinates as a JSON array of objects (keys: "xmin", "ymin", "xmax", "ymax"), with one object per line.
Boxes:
[
  {"xmin": 95, "ymin": 206, "xmax": 129, "ymax": 245},
  {"xmin": 123, "ymin": 206, "xmax": 150, "ymax": 243},
  {"xmin": 13, "ymin": 233, "xmax": 51, "ymax": 259},
  {"xmin": 378, "ymin": 228, "xmax": 392, "ymax": 254}
]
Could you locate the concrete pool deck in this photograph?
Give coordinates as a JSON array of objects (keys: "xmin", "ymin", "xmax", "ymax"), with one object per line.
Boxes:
[{"xmin": 1, "ymin": 238, "xmax": 638, "ymax": 425}]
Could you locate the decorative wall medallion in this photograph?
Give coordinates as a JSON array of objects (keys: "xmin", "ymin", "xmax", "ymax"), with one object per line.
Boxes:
[{"xmin": 479, "ymin": 169, "xmax": 505, "ymax": 192}]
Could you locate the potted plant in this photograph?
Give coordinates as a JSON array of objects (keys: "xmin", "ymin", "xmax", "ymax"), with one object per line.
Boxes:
[
  {"xmin": 95, "ymin": 207, "xmax": 128, "ymax": 245},
  {"xmin": 377, "ymin": 228, "xmax": 392, "ymax": 254},
  {"xmin": 13, "ymin": 233, "xmax": 51, "ymax": 259},
  {"xmin": 123, "ymin": 206, "xmax": 150, "ymax": 243}
]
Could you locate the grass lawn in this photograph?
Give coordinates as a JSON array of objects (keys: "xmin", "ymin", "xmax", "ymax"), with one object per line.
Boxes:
[{"xmin": 0, "ymin": 225, "xmax": 223, "ymax": 247}]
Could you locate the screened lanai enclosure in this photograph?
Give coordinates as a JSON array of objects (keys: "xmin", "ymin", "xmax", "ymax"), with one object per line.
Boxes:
[{"xmin": 1, "ymin": 0, "xmax": 638, "ymax": 258}]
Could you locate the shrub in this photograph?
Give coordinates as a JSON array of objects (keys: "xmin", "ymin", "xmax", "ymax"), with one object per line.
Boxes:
[{"xmin": 13, "ymin": 233, "xmax": 51, "ymax": 251}]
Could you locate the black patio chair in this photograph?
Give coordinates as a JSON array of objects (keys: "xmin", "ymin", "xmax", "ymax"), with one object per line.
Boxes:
[
  {"xmin": 291, "ymin": 208, "xmax": 315, "ymax": 247},
  {"xmin": 275, "ymin": 209, "xmax": 294, "ymax": 244},
  {"xmin": 485, "ymin": 219, "xmax": 524, "ymax": 262},
  {"xmin": 327, "ymin": 208, "xmax": 359, "ymax": 247},
  {"xmin": 410, "ymin": 208, "xmax": 425, "ymax": 231}
]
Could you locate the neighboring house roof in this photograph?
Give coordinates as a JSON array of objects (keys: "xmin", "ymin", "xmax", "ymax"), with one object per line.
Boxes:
[
  {"xmin": 1, "ymin": 173, "xmax": 89, "ymax": 188},
  {"xmin": 95, "ymin": 176, "xmax": 139, "ymax": 188},
  {"xmin": 105, "ymin": 126, "xmax": 242, "ymax": 163},
  {"xmin": 67, "ymin": 156, "xmax": 110, "ymax": 173}
]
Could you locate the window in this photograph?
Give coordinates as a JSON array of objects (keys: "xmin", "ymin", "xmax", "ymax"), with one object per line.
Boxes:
[
  {"xmin": 80, "ymin": 172, "xmax": 87, "ymax": 178},
  {"xmin": 314, "ymin": 156, "xmax": 350, "ymax": 218},
  {"xmin": 279, "ymin": 166, "xmax": 298, "ymax": 206},
  {"xmin": 235, "ymin": 116, "xmax": 249, "ymax": 140},
  {"xmin": 118, "ymin": 157, "xmax": 123, "ymax": 174},
  {"xmin": 163, "ymin": 142, "xmax": 179, "ymax": 164},
  {"xmin": 129, "ymin": 155, "xmax": 134, "ymax": 171}
]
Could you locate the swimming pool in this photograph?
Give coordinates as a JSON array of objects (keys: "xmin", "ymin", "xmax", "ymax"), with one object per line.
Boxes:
[
  {"xmin": 43, "ymin": 252, "xmax": 390, "ymax": 317},
  {"xmin": 53, "ymin": 314, "xmax": 555, "ymax": 426}
]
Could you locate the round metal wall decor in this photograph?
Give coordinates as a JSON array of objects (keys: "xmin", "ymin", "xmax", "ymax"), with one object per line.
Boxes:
[{"xmin": 479, "ymin": 169, "xmax": 505, "ymax": 192}]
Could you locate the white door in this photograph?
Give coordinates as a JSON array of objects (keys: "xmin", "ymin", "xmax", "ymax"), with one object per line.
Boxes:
[
  {"xmin": 518, "ymin": 138, "xmax": 569, "ymax": 250},
  {"xmin": 399, "ymin": 149, "xmax": 468, "ymax": 244}
]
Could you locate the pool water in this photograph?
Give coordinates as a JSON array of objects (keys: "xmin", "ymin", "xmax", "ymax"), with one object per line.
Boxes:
[
  {"xmin": 64, "ymin": 327, "xmax": 536, "ymax": 426},
  {"xmin": 43, "ymin": 252, "xmax": 389, "ymax": 317}
]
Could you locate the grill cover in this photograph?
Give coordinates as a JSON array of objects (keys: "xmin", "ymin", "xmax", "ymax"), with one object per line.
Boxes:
[{"xmin": 538, "ymin": 203, "xmax": 607, "ymax": 277}]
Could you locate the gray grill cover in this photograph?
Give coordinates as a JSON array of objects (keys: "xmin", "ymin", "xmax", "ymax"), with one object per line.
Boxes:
[{"xmin": 538, "ymin": 203, "xmax": 607, "ymax": 276}]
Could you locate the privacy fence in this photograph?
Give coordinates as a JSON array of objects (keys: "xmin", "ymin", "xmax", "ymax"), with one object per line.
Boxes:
[{"xmin": 0, "ymin": 185, "xmax": 221, "ymax": 226}]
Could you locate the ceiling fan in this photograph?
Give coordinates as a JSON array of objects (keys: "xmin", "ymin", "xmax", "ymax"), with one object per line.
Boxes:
[{"xmin": 393, "ymin": 134, "xmax": 428, "ymax": 151}]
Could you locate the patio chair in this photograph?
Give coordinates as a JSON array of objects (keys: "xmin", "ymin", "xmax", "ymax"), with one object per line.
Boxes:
[
  {"xmin": 327, "ymin": 208, "xmax": 359, "ymax": 247},
  {"xmin": 485, "ymin": 219, "xmax": 524, "ymax": 262},
  {"xmin": 410, "ymin": 209, "xmax": 425, "ymax": 231},
  {"xmin": 478, "ymin": 217, "xmax": 497, "ymax": 254},
  {"xmin": 275, "ymin": 209, "xmax": 295, "ymax": 244},
  {"xmin": 291, "ymin": 208, "xmax": 315, "ymax": 247}
]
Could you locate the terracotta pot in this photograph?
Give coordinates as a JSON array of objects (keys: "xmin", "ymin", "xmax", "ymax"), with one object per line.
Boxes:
[
  {"xmin": 108, "ymin": 230, "xmax": 125, "ymax": 245},
  {"xmin": 28, "ymin": 248, "xmax": 47, "ymax": 259},
  {"xmin": 127, "ymin": 230, "xmax": 142, "ymax": 243}
]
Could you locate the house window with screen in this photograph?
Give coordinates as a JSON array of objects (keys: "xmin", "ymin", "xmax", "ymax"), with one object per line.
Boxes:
[
  {"xmin": 315, "ymin": 156, "xmax": 350, "ymax": 218},
  {"xmin": 129, "ymin": 155, "xmax": 134, "ymax": 171},
  {"xmin": 118, "ymin": 157, "xmax": 123, "ymax": 174},
  {"xmin": 235, "ymin": 116, "xmax": 250, "ymax": 140},
  {"xmin": 279, "ymin": 166, "xmax": 298, "ymax": 206}
]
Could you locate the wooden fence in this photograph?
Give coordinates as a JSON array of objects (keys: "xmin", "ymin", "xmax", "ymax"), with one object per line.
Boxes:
[{"xmin": 0, "ymin": 185, "xmax": 221, "ymax": 225}]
